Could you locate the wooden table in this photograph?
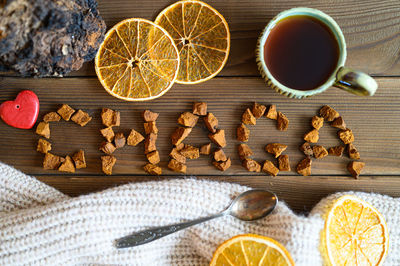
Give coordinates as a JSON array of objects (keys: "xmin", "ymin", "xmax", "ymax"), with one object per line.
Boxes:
[{"xmin": 1, "ymin": 0, "xmax": 399, "ymax": 213}]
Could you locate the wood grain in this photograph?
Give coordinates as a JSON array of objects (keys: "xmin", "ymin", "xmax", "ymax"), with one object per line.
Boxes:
[
  {"xmin": 2, "ymin": 0, "xmax": 399, "ymax": 77},
  {"xmin": 0, "ymin": 76, "xmax": 399, "ymax": 176},
  {"xmin": 37, "ymin": 174, "xmax": 400, "ymax": 213},
  {"xmin": 95, "ymin": 0, "xmax": 400, "ymax": 76},
  {"xmin": 1, "ymin": 0, "xmax": 400, "ymax": 214}
]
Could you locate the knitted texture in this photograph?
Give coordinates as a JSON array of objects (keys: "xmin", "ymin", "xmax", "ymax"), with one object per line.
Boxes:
[{"xmin": 0, "ymin": 162, "xmax": 399, "ymax": 265}]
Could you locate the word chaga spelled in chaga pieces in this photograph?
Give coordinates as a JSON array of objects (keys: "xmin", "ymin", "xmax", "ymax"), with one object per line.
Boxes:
[
  {"xmin": 347, "ymin": 143, "xmax": 360, "ymax": 160},
  {"xmin": 278, "ymin": 155, "xmax": 291, "ymax": 171},
  {"xmin": 300, "ymin": 142, "xmax": 314, "ymax": 157},
  {"xmin": 43, "ymin": 153, "xmax": 64, "ymax": 170},
  {"xmin": 144, "ymin": 121, "xmax": 158, "ymax": 134},
  {"xmin": 238, "ymin": 144, "xmax": 253, "ymax": 159},
  {"xmin": 204, "ymin": 113, "xmax": 218, "ymax": 133},
  {"xmin": 180, "ymin": 145, "xmax": 200, "ymax": 159},
  {"xmin": 277, "ymin": 112, "xmax": 289, "ymax": 131},
  {"xmin": 100, "ymin": 127, "xmax": 115, "ymax": 142},
  {"xmin": 338, "ymin": 128, "xmax": 354, "ymax": 144},
  {"xmin": 100, "ymin": 141, "xmax": 116, "ymax": 155},
  {"xmin": 311, "ymin": 116, "xmax": 324, "ymax": 130},
  {"xmin": 347, "ymin": 161, "xmax": 365, "ymax": 178},
  {"xmin": 209, "ymin": 129, "xmax": 226, "ymax": 147},
  {"xmin": 213, "ymin": 148, "xmax": 227, "ymax": 162},
  {"xmin": 43, "ymin": 112, "xmax": 61, "ymax": 122},
  {"xmin": 72, "ymin": 150, "xmax": 86, "ymax": 169},
  {"xmin": 37, "ymin": 139, "xmax": 51, "ymax": 154},
  {"xmin": 143, "ymin": 163, "xmax": 162, "ymax": 175},
  {"xmin": 213, "ymin": 158, "xmax": 231, "ymax": 171},
  {"xmin": 303, "ymin": 129, "xmax": 319, "ymax": 143},
  {"xmin": 101, "ymin": 108, "xmax": 120, "ymax": 127},
  {"xmin": 142, "ymin": 110, "xmax": 159, "ymax": 122},
  {"xmin": 57, "ymin": 104, "xmax": 75, "ymax": 121},
  {"xmin": 71, "ymin": 110, "xmax": 92, "ymax": 127},
  {"xmin": 265, "ymin": 104, "xmax": 277, "ymax": 120},
  {"xmin": 193, "ymin": 102, "xmax": 207, "ymax": 116},
  {"xmin": 319, "ymin": 105, "xmax": 339, "ymax": 122},
  {"xmin": 328, "ymin": 146, "xmax": 344, "ymax": 157},
  {"xmin": 242, "ymin": 108, "xmax": 256, "ymax": 125},
  {"xmin": 168, "ymin": 159, "xmax": 187, "ymax": 174},
  {"xmin": 170, "ymin": 147, "xmax": 186, "ymax": 164},
  {"xmin": 237, "ymin": 123, "xmax": 250, "ymax": 142},
  {"xmin": 331, "ymin": 116, "xmax": 346, "ymax": 130},
  {"xmin": 242, "ymin": 158, "xmax": 261, "ymax": 172},
  {"xmin": 252, "ymin": 103, "xmax": 267, "ymax": 118},
  {"xmin": 114, "ymin": 133, "xmax": 126, "ymax": 149},
  {"xmin": 178, "ymin": 112, "xmax": 199, "ymax": 128},
  {"xmin": 171, "ymin": 127, "xmax": 192, "ymax": 145},
  {"xmin": 313, "ymin": 145, "xmax": 328, "ymax": 159},
  {"xmin": 127, "ymin": 129, "xmax": 144, "ymax": 146},
  {"xmin": 200, "ymin": 143, "xmax": 211, "ymax": 155},
  {"xmin": 262, "ymin": 160, "xmax": 279, "ymax": 176},
  {"xmin": 58, "ymin": 156, "xmax": 75, "ymax": 173},
  {"xmin": 296, "ymin": 157, "xmax": 312, "ymax": 176},
  {"xmin": 146, "ymin": 150, "xmax": 160, "ymax": 164},
  {"xmin": 265, "ymin": 143, "xmax": 287, "ymax": 158},
  {"xmin": 144, "ymin": 133, "xmax": 157, "ymax": 154},
  {"xmin": 101, "ymin": 155, "xmax": 116, "ymax": 175},
  {"xmin": 36, "ymin": 122, "xmax": 50, "ymax": 139}
]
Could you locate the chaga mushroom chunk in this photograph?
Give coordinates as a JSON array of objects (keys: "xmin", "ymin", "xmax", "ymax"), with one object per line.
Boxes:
[
  {"xmin": 37, "ymin": 139, "xmax": 52, "ymax": 154},
  {"xmin": 72, "ymin": 150, "xmax": 86, "ymax": 169},
  {"xmin": 237, "ymin": 123, "xmax": 250, "ymax": 142},
  {"xmin": 180, "ymin": 145, "xmax": 200, "ymax": 159},
  {"xmin": 0, "ymin": 0, "xmax": 106, "ymax": 77},
  {"xmin": 200, "ymin": 143, "xmax": 211, "ymax": 155},
  {"xmin": 238, "ymin": 144, "xmax": 253, "ymax": 159},
  {"xmin": 278, "ymin": 155, "xmax": 290, "ymax": 171},
  {"xmin": 296, "ymin": 157, "xmax": 312, "ymax": 176},
  {"xmin": 328, "ymin": 146, "xmax": 344, "ymax": 157},
  {"xmin": 144, "ymin": 163, "xmax": 162, "ymax": 176},
  {"xmin": 170, "ymin": 147, "xmax": 186, "ymax": 164},
  {"xmin": 204, "ymin": 113, "xmax": 218, "ymax": 133},
  {"xmin": 262, "ymin": 160, "xmax": 279, "ymax": 176},
  {"xmin": 213, "ymin": 158, "xmax": 231, "ymax": 171},
  {"xmin": 242, "ymin": 158, "xmax": 261, "ymax": 172}
]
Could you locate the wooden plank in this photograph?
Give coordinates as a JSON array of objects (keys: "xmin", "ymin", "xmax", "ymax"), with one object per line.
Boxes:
[
  {"xmin": 0, "ymin": 76, "xmax": 399, "ymax": 176},
  {"xmin": 2, "ymin": 0, "xmax": 399, "ymax": 77},
  {"xmin": 36, "ymin": 174, "xmax": 400, "ymax": 213}
]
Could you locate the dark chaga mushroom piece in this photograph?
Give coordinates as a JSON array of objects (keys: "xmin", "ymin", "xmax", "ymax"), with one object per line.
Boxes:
[{"xmin": 0, "ymin": 0, "xmax": 106, "ymax": 77}]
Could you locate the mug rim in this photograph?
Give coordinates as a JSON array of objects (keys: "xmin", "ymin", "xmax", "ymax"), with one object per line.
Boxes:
[{"xmin": 257, "ymin": 7, "xmax": 347, "ymax": 97}]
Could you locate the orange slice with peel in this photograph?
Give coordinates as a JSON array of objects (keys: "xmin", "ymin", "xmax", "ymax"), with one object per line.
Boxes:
[
  {"xmin": 322, "ymin": 195, "xmax": 389, "ymax": 266},
  {"xmin": 210, "ymin": 234, "xmax": 295, "ymax": 266},
  {"xmin": 95, "ymin": 18, "xmax": 179, "ymax": 101},
  {"xmin": 155, "ymin": 0, "xmax": 230, "ymax": 84}
]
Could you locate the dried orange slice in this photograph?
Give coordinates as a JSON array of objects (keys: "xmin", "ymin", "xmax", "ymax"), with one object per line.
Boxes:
[
  {"xmin": 210, "ymin": 234, "xmax": 295, "ymax": 266},
  {"xmin": 155, "ymin": 0, "xmax": 230, "ymax": 84},
  {"xmin": 322, "ymin": 195, "xmax": 389, "ymax": 266},
  {"xmin": 95, "ymin": 18, "xmax": 179, "ymax": 101}
]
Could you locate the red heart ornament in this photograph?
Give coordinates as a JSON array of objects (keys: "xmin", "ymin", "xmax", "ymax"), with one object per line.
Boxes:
[{"xmin": 0, "ymin": 90, "xmax": 40, "ymax": 129}]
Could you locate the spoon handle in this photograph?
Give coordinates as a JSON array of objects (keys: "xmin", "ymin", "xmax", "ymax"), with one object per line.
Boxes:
[{"xmin": 115, "ymin": 212, "xmax": 224, "ymax": 248}]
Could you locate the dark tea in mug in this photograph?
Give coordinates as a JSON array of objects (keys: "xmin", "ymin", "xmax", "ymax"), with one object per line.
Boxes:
[{"xmin": 264, "ymin": 15, "xmax": 340, "ymax": 91}]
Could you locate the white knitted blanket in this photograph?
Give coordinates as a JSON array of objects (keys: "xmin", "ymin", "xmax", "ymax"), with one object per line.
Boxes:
[{"xmin": 0, "ymin": 162, "xmax": 399, "ymax": 266}]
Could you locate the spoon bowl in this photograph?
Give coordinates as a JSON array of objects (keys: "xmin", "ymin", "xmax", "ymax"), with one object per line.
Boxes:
[{"xmin": 229, "ymin": 189, "xmax": 278, "ymax": 221}]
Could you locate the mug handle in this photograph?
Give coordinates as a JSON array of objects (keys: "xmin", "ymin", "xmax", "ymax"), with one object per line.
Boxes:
[{"xmin": 334, "ymin": 67, "xmax": 378, "ymax": 96}]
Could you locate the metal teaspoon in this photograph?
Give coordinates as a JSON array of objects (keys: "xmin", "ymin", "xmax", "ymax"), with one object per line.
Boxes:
[{"xmin": 115, "ymin": 189, "xmax": 278, "ymax": 248}]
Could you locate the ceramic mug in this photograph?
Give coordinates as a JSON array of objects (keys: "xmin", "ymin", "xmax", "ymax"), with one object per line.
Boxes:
[{"xmin": 256, "ymin": 7, "xmax": 378, "ymax": 99}]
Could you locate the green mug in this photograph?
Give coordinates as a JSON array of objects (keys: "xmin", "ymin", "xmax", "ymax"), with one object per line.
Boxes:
[{"xmin": 256, "ymin": 7, "xmax": 378, "ymax": 99}]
